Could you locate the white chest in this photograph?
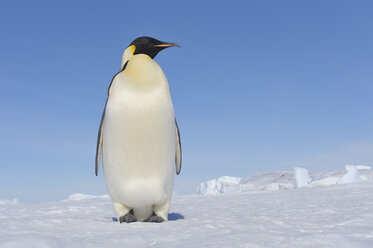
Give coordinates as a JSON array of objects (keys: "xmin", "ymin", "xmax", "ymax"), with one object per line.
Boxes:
[{"xmin": 101, "ymin": 55, "xmax": 176, "ymax": 205}]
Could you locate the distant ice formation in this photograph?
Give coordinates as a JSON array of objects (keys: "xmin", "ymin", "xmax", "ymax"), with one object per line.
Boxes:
[
  {"xmin": 293, "ymin": 167, "xmax": 312, "ymax": 188},
  {"xmin": 196, "ymin": 164, "xmax": 372, "ymax": 195},
  {"xmin": 0, "ymin": 198, "xmax": 19, "ymax": 205},
  {"xmin": 337, "ymin": 165, "xmax": 362, "ymax": 184},
  {"xmin": 355, "ymin": 165, "xmax": 372, "ymax": 170},
  {"xmin": 196, "ymin": 173, "xmax": 296, "ymax": 195},
  {"xmin": 196, "ymin": 176, "xmax": 243, "ymax": 195},
  {"xmin": 65, "ymin": 193, "xmax": 109, "ymax": 201}
]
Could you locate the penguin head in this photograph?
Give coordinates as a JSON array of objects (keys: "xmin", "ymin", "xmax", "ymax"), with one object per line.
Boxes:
[
  {"xmin": 121, "ymin": 36, "xmax": 179, "ymax": 70},
  {"xmin": 129, "ymin": 36, "xmax": 180, "ymax": 59}
]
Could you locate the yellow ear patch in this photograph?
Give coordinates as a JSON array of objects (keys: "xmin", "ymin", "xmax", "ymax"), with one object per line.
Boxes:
[
  {"xmin": 121, "ymin": 45, "xmax": 136, "ymax": 70},
  {"xmin": 129, "ymin": 45, "xmax": 136, "ymax": 54}
]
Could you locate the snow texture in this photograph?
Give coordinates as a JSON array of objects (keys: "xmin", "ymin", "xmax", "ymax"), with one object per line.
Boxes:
[
  {"xmin": 294, "ymin": 167, "xmax": 312, "ymax": 188},
  {"xmin": 1, "ymin": 181, "xmax": 373, "ymax": 247}
]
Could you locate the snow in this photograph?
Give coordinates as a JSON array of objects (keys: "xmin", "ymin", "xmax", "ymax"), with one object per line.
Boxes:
[
  {"xmin": 294, "ymin": 167, "xmax": 312, "ymax": 188},
  {"xmin": 1, "ymin": 181, "xmax": 373, "ymax": 247},
  {"xmin": 1, "ymin": 167, "xmax": 373, "ymax": 247},
  {"xmin": 310, "ymin": 176, "xmax": 341, "ymax": 186}
]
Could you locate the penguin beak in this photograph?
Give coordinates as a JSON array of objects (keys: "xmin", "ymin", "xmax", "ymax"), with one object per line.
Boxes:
[{"xmin": 154, "ymin": 42, "xmax": 181, "ymax": 48}]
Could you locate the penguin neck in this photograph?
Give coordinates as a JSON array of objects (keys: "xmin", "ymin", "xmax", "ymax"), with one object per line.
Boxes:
[
  {"xmin": 124, "ymin": 54, "xmax": 163, "ymax": 84},
  {"xmin": 121, "ymin": 45, "xmax": 135, "ymax": 70}
]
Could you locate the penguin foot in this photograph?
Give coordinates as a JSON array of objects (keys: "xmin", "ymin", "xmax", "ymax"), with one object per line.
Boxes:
[
  {"xmin": 119, "ymin": 210, "xmax": 137, "ymax": 223},
  {"xmin": 144, "ymin": 214, "xmax": 164, "ymax": 223}
]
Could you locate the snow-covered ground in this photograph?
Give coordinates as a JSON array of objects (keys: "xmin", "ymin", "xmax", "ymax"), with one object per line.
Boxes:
[{"xmin": 1, "ymin": 172, "xmax": 373, "ymax": 247}]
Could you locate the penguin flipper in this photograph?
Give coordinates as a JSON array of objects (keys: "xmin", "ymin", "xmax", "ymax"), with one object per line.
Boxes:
[
  {"xmin": 175, "ymin": 119, "xmax": 182, "ymax": 175},
  {"xmin": 95, "ymin": 109, "xmax": 105, "ymax": 176}
]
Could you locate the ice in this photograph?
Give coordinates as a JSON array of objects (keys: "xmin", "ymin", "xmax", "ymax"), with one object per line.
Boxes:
[
  {"xmin": 304, "ymin": 164, "xmax": 371, "ymax": 186},
  {"xmin": 243, "ymin": 171, "xmax": 295, "ymax": 190},
  {"xmin": 337, "ymin": 165, "xmax": 362, "ymax": 184},
  {"xmin": 196, "ymin": 165, "xmax": 373, "ymax": 195},
  {"xmin": 196, "ymin": 172, "xmax": 298, "ymax": 195},
  {"xmin": 293, "ymin": 167, "xmax": 312, "ymax": 188},
  {"xmin": 196, "ymin": 176, "xmax": 243, "ymax": 195}
]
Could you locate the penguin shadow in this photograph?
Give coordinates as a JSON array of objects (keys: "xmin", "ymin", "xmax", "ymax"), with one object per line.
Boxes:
[
  {"xmin": 112, "ymin": 213, "xmax": 184, "ymax": 222},
  {"xmin": 168, "ymin": 213, "xmax": 184, "ymax": 221}
]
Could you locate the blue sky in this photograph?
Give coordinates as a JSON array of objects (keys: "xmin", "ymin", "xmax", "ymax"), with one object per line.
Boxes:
[{"xmin": 1, "ymin": 0, "xmax": 373, "ymax": 202}]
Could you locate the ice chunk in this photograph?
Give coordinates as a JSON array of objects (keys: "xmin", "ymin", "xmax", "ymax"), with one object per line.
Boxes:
[
  {"xmin": 337, "ymin": 165, "xmax": 361, "ymax": 184},
  {"xmin": 294, "ymin": 167, "xmax": 312, "ymax": 188},
  {"xmin": 196, "ymin": 176, "xmax": 242, "ymax": 195}
]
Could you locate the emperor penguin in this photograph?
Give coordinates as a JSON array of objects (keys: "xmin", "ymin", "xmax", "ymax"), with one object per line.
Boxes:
[{"xmin": 95, "ymin": 36, "xmax": 182, "ymax": 223}]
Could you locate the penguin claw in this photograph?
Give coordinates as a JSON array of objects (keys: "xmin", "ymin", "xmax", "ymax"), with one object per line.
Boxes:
[
  {"xmin": 144, "ymin": 214, "xmax": 164, "ymax": 223},
  {"xmin": 119, "ymin": 212, "xmax": 137, "ymax": 223}
]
